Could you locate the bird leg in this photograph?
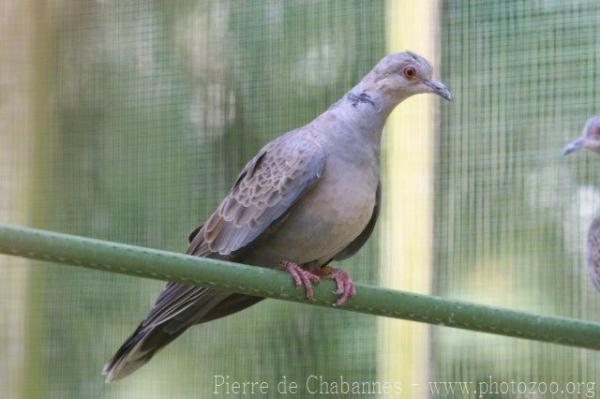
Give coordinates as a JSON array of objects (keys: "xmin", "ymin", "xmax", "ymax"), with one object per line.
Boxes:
[
  {"xmin": 320, "ymin": 265, "xmax": 356, "ymax": 306},
  {"xmin": 282, "ymin": 260, "xmax": 320, "ymax": 300}
]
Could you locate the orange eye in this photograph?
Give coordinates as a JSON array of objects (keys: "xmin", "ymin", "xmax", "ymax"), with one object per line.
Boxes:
[{"xmin": 403, "ymin": 66, "xmax": 417, "ymax": 80}]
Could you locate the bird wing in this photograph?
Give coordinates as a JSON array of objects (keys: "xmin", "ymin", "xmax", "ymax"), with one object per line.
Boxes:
[
  {"xmin": 141, "ymin": 133, "xmax": 327, "ymax": 329},
  {"xmin": 587, "ymin": 217, "xmax": 600, "ymax": 290},
  {"xmin": 333, "ymin": 181, "xmax": 380, "ymax": 260},
  {"xmin": 188, "ymin": 133, "xmax": 327, "ymax": 256}
]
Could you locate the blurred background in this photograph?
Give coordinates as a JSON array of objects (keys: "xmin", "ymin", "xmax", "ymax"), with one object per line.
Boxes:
[{"xmin": 1, "ymin": 0, "xmax": 600, "ymax": 397}]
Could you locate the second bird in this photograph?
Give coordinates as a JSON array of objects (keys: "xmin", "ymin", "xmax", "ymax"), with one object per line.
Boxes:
[
  {"xmin": 563, "ymin": 115, "xmax": 600, "ymax": 290},
  {"xmin": 103, "ymin": 51, "xmax": 453, "ymax": 382}
]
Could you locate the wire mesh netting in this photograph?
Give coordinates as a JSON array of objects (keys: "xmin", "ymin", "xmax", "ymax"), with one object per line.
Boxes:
[
  {"xmin": 1, "ymin": 0, "xmax": 600, "ymax": 398},
  {"xmin": 434, "ymin": 0, "xmax": 600, "ymax": 393}
]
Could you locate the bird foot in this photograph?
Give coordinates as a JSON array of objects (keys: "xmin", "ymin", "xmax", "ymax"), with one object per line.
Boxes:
[
  {"xmin": 283, "ymin": 260, "xmax": 320, "ymax": 300},
  {"xmin": 320, "ymin": 266, "xmax": 356, "ymax": 306}
]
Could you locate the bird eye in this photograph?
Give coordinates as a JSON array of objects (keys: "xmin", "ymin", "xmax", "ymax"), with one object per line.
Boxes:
[{"xmin": 403, "ymin": 66, "xmax": 417, "ymax": 80}]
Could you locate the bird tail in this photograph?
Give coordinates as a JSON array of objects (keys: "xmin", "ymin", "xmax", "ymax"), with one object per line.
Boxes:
[
  {"xmin": 102, "ymin": 322, "xmax": 174, "ymax": 383},
  {"xmin": 103, "ymin": 289, "xmax": 264, "ymax": 382},
  {"xmin": 103, "ymin": 288, "xmax": 230, "ymax": 383}
]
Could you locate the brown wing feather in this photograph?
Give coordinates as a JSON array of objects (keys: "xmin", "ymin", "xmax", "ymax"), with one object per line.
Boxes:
[{"xmin": 189, "ymin": 133, "xmax": 326, "ymax": 257}]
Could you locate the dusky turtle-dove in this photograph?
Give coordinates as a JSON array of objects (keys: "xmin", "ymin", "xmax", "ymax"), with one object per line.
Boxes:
[
  {"xmin": 103, "ymin": 51, "xmax": 453, "ymax": 382},
  {"xmin": 563, "ymin": 115, "xmax": 600, "ymax": 289}
]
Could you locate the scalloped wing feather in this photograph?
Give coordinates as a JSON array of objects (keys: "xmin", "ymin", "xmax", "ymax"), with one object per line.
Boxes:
[{"xmin": 188, "ymin": 134, "xmax": 326, "ymax": 257}]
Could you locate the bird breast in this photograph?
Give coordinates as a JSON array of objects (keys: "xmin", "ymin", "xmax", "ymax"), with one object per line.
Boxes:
[{"xmin": 245, "ymin": 149, "xmax": 379, "ymax": 267}]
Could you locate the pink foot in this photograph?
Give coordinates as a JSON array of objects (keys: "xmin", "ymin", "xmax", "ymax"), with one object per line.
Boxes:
[
  {"xmin": 321, "ymin": 266, "xmax": 356, "ymax": 306},
  {"xmin": 283, "ymin": 260, "xmax": 320, "ymax": 300}
]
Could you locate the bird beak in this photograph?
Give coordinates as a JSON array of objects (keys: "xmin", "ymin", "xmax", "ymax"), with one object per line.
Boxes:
[
  {"xmin": 562, "ymin": 137, "xmax": 585, "ymax": 156},
  {"xmin": 423, "ymin": 79, "xmax": 454, "ymax": 101}
]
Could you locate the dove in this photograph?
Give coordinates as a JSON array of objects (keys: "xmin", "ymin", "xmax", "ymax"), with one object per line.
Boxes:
[
  {"xmin": 563, "ymin": 115, "xmax": 600, "ymax": 289},
  {"xmin": 103, "ymin": 51, "xmax": 453, "ymax": 382}
]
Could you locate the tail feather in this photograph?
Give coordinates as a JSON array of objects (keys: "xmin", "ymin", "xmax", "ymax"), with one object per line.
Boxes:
[
  {"xmin": 102, "ymin": 323, "xmax": 184, "ymax": 383},
  {"xmin": 103, "ymin": 290, "xmax": 265, "ymax": 382},
  {"xmin": 103, "ymin": 288, "xmax": 230, "ymax": 382}
]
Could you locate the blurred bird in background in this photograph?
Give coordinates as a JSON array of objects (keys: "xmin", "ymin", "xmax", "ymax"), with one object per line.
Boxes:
[
  {"xmin": 563, "ymin": 115, "xmax": 600, "ymax": 156},
  {"xmin": 563, "ymin": 115, "xmax": 600, "ymax": 290},
  {"xmin": 103, "ymin": 51, "xmax": 453, "ymax": 382}
]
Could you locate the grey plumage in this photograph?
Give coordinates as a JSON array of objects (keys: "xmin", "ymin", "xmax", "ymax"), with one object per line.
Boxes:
[
  {"xmin": 103, "ymin": 51, "xmax": 453, "ymax": 382},
  {"xmin": 562, "ymin": 115, "xmax": 600, "ymax": 156},
  {"xmin": 563, "ymin": 115, "xmax": 600, "ymax": 290}
]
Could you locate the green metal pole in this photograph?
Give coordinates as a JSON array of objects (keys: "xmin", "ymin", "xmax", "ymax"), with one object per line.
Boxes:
[{"xmin": 0, "ymin": 221, "xmax": 599, "ymax": 350}]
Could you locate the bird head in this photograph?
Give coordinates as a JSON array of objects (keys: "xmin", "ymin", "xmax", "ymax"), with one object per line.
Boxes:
[
  {"xmin": 563, "ymin": 115, "xmax": 600, "ymax": 156},
  {"xmin": 363, "ymin": 51, "xmax": 453, "ymax": 102}
]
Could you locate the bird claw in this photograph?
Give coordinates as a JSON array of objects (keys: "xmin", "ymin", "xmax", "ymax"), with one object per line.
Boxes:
[
  {"xmin": 283, "ymin": 260, "xmax": 320, "ymax": 300},
  {"xmin": 321, "ymin": 266, "xmax": 356, "ymax": 306}
]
